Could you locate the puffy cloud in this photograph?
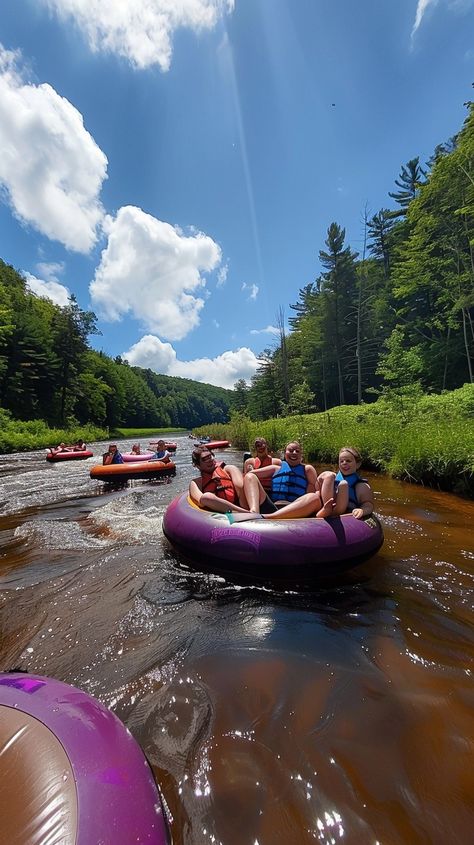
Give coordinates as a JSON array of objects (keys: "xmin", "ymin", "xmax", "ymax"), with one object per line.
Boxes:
[
  {"xmin": 123, "ymin": 334, "xmax": 259, "ymax": 389},
  {"xmin": 0, "ymin": 45, "xmax": 107, "ymax": 252},
  {"xmin": 40, "ymin": 0, "xmax": 235, "ymax": 71},
  {"xmin": 90, "ymin": 205, "xmax": 222, "ymax": 341},
  {"xmin": 25, "ymin": 271, "xmax": 71, "ymax": 306}
]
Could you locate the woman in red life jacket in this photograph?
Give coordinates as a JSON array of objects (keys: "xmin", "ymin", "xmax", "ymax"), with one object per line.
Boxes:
[
  {"xmin": 189, "ymin": 445, "xmax": 250, "ymax": 514},
  {"xmin": 243, "ymin": 437, "xmax": 281, "ymax": 492}
]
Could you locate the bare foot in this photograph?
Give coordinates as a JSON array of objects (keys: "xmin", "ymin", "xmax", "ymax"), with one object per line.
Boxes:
[{"xmin": 316, "ymin": 497, "xmax": 335, "ymax": 518}]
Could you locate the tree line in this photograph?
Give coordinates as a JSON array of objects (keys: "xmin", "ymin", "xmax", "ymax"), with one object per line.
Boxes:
[
  {"xmin": 233, "ymin": 102, "xmax": 474, "ymax": 419},
  {"xmin": 0, "ymin": 259, "xmax": 233, "ymax": 430}
]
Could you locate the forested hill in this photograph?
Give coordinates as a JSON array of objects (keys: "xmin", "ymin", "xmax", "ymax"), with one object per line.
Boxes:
[{"xmin": 0, "ymin": 258, "xmax": 233, "ymax": 430}]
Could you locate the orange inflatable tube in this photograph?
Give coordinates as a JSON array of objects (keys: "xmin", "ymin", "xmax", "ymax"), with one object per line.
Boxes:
[{"xmin": 90, "ymin": 459, "xmax": 176, "ymax": 483}]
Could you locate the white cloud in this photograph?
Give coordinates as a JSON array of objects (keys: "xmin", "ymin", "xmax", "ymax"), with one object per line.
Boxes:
[
  {"xmin": 41, "ymin": 0, "xmax": 235, "ymax": 71},
  {"xmin": 250, "ymin": 325, "xmax": 278, "ymax": 336},
  {"xmin": 25, "ymin": 271, "xmax": 71, "ymax": 306},
  {"xmin": 241, "ymin": 282, "xmax": 259, "ymax": 301},
  {"xmin": 123, "ymin": 334, "xmax": 258, "ymax": 389},
  {"xmin": 0, "ymin": 45, "xmax": 107, "ymax": 252},
  {"xmin": 411, "ymin": 0, "xmax": 437, "ymax": 36},
  {"xmin": 90, "ymin": 205, "xmax": 222, "ymax": 341},
  {"xmin": 36, "ymin": 261, "xmax": 65, "ymax": 281},
  {"xmin": 411, "ymin": 0, "xmax": 474, "ymax": 38}
]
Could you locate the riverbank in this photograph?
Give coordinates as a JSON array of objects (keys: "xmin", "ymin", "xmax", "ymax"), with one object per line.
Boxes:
[
  {"xmin": 0, "ymin": 410, "xmax": 108, "ymax": 454},
  {"xmin": 111, "ymin": 427, "xmax": 188, "ymax": 438},
  {"xmin": 0, "ymin": 416, "xmax": 189, "ymax": 454},
  {"xmin": 193, "ymin": 385, "xmax": 474, "ymax": 497}
]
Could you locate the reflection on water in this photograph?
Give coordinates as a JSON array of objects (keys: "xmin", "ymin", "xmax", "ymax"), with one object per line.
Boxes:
[{"xmin": 0, "ymin": 437, "xmax": 473, "ymax": 844}]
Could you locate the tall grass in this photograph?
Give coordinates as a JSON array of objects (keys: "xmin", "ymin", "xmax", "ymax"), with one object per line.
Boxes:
[{"xmin": 0, "ymin": 410, "xmax": 107, "ymax": 453}]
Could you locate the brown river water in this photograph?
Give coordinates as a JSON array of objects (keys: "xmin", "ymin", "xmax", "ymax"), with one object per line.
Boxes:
[{"xmin": 0, "ymin": 435, "xmax": 473, "ymax": 845}]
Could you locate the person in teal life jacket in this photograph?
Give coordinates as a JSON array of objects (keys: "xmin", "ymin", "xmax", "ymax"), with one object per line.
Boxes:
[
  {"xmin": 317, "ymin": 446, "xmax": 374, "ymax": 519},
  {"xmin": 149, "ymin": 439, "xmax": 171, "ymax": 463},
  {"xmin": 102, "ymin": 444, "xmax": 124, "ymax": 465},
  {"xmin": 189, "ymin": 445, "xmax": 250, "ymax": 514},
  {"xmin": 243, "ymin": 441, "xmax": 322, "ymax": 518}
]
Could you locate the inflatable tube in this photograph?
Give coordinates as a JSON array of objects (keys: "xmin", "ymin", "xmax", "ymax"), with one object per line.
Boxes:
[
  {"xmin": 202, "ymin": 440, "xmax": 230, "ymax": 450},
  {"xmin": 162, "ymin": 493, "xmax": 384, "ymax": 582},
  {"xmin": 0, "ymin": 673, "xmax": 170, "ymax": 845},
  {"xmin": 90, "ymin": 459, "xmax": 176, "ymax": 483},
  {"xmin": 149, "ymin": 442, "xmax": 177, "ymax": 452},
  {"xmin": 121, "ymin": 450, "xmax": 155, "ymax": 462},
  {"xmin": 46, "ymin": 449, "xmax": 93, "ymax": 462}
]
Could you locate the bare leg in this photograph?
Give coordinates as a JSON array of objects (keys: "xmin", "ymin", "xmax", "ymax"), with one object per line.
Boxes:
[
  {"xmin": 236, "ymin": 482, "xmax": 250, "ymax": 510},
  {"xmin": 242, "ymin": 473, "xmax": 267, "ymax": 512},
  {"xmin": 199, "ymin": 493, "xmax": 249, "ymax": 513},
  {"xmin": 318, "ymin": 471, "xmax": 336, "ymax": 503},
  {"xmin": 333, "ymin": 479, "xmax": 349, "ymax": 515},
  {"xmin": 263, "ymin": 492, "xmax": 321, "ymax": 520}
]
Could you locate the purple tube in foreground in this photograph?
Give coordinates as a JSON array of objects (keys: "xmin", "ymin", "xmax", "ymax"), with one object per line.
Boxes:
[{"xmin": 0, "ymin": 673, "xmax": 170, "ymax": 845}]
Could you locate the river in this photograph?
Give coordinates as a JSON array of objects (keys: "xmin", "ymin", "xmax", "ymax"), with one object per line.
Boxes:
[{"xmin": 0, "ymin": 435, "xmax": 473, "ymax": 845}]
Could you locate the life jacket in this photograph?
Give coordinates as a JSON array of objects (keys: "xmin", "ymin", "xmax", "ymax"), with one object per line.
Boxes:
[
  {"xmin": 254, "ymin": 454, "xmax": 273, "ymax": 491},
  {"xmin": 103, "ymin": 451, "xmax": 124, "ymax": 465},
  {"xmin": 154, "ymin": 450, "xmax": 168, "ymax": 460},
  {"xmin": 270, "ymin": 461, "xmax": 307, "ymax": 503},
  {"xmin": 335, "ymin": 471, "xmax": 365, "ymax": 509},
  {"xmin": 201, "ymin": 463, "xmax": 237, "ymax": 504}
]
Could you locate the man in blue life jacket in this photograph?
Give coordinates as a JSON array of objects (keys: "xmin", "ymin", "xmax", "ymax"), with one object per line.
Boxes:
[
  {"xmin": 243, "ymin": 441, "xmax": 322, "ymax": 518},
  {"xmin": 149, "ymin": 439, "xmax": 172, "ymax": 463}
]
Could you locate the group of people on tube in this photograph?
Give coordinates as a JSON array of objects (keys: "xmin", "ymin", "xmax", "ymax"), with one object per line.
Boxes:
[
  {"xmin": 189, "ymin": 437, "xmax": 374, "ymax": 520},
  {"xmin": 51, "ymin": 439, "xmax": 86, "ymax": 453},
  {"xmin": 102, "ymin": 441, "xmax": 172, "ymax": 465}
]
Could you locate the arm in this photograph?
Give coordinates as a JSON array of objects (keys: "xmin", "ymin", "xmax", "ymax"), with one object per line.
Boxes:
[
  {"xmin": 243, "ymin": 457, "xmax": 255, "ymax": 475},
  {"xmin": 352, "ymin": 482, "xmax": 374, "ymax": 519},
  {"xmin": 188, "ymin": 475, "xmax": 248, "ymax": 513},
  {"xmin": 246, "ymin": 464, "xmax": 278, "ymax": 479},
  {"xmin": 304, "ymin": 464, "xmax": 318, "ymax": 494}
]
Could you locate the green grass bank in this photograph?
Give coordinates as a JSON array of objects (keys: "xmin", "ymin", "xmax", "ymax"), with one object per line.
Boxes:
[
  {"xmin": 0, "ymin": 413, "xmax": 189, "ymax": 454},
  {"xmin": 193, "ymin": 385, "xmax": 474, "ymax": 498},
  {"xmin": 110, "ymin": 427, "xmax": 187, "ymax": 438}
]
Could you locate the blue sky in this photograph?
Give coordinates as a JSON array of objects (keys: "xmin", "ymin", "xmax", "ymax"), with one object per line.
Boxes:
[{"xmin": 0, "ymin": 0, "xmax": 473, "ymax": 388}]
